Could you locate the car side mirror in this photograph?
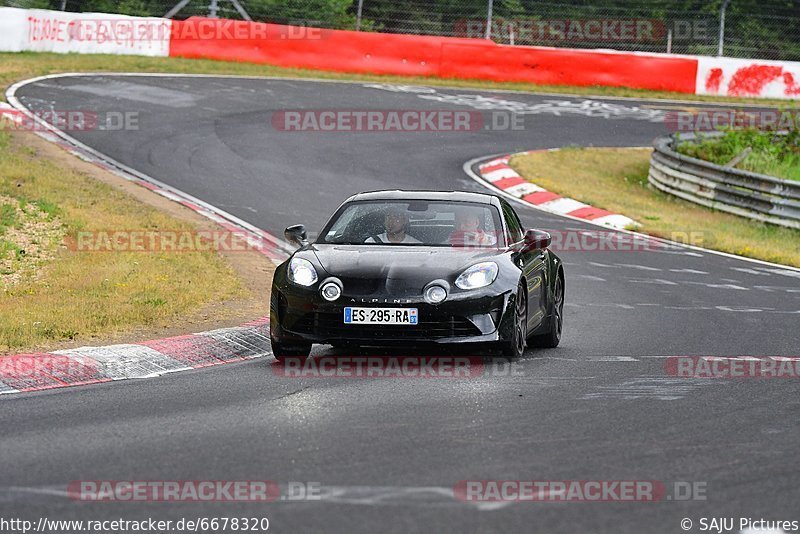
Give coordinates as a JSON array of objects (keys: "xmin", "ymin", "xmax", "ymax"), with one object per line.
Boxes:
[
  {"xmin": 284, "ymin": 224, "xmax": 308, "ymax": 247},
  {"xmin": 523, "ymin": 229, "xmax": 551, "ymax": 251}
]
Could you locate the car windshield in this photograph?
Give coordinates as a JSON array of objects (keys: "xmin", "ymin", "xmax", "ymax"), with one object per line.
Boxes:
[{"xmin": 318, "ymin": 200, "xmax": 505, "ymax": 247}]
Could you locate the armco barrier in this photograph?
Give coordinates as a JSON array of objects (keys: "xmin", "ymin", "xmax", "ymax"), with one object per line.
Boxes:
[
  {"xmin": 648, "ymin": 133, "xmax": 800, "ymax": 229},
  {"xmin": 1, "ymin": 7, "xmax": 800, "ymax": 99}
]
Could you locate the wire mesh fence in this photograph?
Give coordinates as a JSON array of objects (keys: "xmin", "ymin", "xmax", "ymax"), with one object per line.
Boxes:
[{"xmin": 3, "ymin": 0, "xmax": 800, "ymax": 61}]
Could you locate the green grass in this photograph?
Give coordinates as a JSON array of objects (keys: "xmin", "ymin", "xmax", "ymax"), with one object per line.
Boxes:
[
  {"xmin": 0, "ymin": 204, "xmax": 16, "ymax": 232},
  {"xmin": 32, "ymin": 198, "xmax": 60, "ymax": 219},
  {"xmin": 0, "ymin": 239, "xmax": 21, "ymax": 260},
  {"xmin": 676, "ymin": 129, "xmax": 800, "ymax": 182},
  {"xmin": 511, "ymin": 147, "xmax": 800, "ymax": 267},
  {"xmin": 1, "ymin": 51, "xmax": 798, "ymax": 106}
]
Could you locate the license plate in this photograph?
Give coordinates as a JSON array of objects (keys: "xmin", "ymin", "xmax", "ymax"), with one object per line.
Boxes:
[{"xmin": 344, "ymin": 307, "xmax": 418, "ymax": 325}]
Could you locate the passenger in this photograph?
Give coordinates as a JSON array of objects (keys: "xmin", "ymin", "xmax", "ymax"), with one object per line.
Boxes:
[{"xmin": 450, "ymin": 210, "xmax": 497, "ymax": 247}]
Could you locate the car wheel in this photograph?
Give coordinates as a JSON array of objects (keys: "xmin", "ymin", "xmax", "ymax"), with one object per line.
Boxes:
[
  {"xmin": 501, "ymin": 281, "xmax": 527, "ymax": 359},
  {"xmin": 529, "ymin": 274, "xmax": 563, "ymax": 349},
  {"xmin": 270, "ymin": 337, "xmax": 312, "ymax": 362}
]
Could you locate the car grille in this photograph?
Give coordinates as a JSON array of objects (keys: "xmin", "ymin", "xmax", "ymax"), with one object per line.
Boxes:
[
  {"xmin": 338, "ymin": 277, "xmax": 384, "ymax": 294},
  {"xmin": 338, "ymin": 277, "xmax": 423, "ymax": 298},
  {"xmin": 288, "ymin": 312, "xmax": 482, "ymax": 340}
]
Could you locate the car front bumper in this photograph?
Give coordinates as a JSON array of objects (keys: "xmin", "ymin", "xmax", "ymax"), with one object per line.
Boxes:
[{"xmin": 270, "ymin": 284, "xmax": 514, "ymax": 346}]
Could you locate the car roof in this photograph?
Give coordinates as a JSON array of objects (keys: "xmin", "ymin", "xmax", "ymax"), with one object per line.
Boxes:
[{"xmin": 346, "ymin": 190, "xmax": 499, "ymax": 205}]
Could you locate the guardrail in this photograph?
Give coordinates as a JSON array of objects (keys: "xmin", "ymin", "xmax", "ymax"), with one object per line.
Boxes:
[{"xmin": 648, "ymin": 132, "xmax": 800, "ymax": 229}]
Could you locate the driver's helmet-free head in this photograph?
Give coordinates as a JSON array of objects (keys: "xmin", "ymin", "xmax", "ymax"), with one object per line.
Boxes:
[{"xmin": 383, "ymin": 206, "xmax": 410, "ymax": 231}]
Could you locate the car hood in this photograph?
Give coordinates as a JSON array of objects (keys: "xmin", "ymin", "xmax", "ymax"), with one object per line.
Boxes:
[{"xmin": 311, "ymin": 244, "xmax": 500, "ymax": 281}]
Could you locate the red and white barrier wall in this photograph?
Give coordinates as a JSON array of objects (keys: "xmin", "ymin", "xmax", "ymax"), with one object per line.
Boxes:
[
  {"xmin": 1, "ymin": 7, "xmax": 798, "ymax": 100},
  {"xmin": 696, "ymin": 56, "xmax": 800, "ymax": 99},
  {"xmin": 0, "ymin": 7, "xmax": 171, "ymax": 56}
]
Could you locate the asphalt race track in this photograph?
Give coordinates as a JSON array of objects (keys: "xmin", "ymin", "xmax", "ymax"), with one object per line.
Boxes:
[{"xmin": 2, "ymin": 75, "xmax": 799, "ymax": 533}]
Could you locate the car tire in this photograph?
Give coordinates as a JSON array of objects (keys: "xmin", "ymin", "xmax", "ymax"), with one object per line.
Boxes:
[
  {"xmin": 528, "ymin": 274, "xmax": 564, "ymax": 349},
  {"xmin": 500, "ymin": 281, "xmax": 527, "ymax": 359},
  {"xmin": 270, "ymin": 337, "xmax": 312, "ymax": 362}
]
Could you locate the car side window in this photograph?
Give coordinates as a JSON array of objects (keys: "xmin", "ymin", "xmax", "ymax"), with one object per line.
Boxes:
[{"xmin": 501, "ymin": 201, "xmax": 524, "ymax": 243}]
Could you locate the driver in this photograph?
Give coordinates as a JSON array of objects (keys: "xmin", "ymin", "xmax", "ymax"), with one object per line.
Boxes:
[{"xmin": 365, "ymin": 207, "xmax": 421, "ymax": 244}]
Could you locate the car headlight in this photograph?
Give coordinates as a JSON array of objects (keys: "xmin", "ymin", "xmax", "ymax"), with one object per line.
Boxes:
[
  {"xmin": 288, "ymin": 257, "xmax": 318, "ymax": 287},
  {"xmin": 455, "ymin": 262, "xmax": 498, "ymax": 290}
]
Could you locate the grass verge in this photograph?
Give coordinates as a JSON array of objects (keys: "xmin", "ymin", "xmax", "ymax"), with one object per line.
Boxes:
[
  {"xmin": 0, "ymin": 51, "xmax": 798, "ymax": 107},
  {"xmin": 0, "ymin": 130, "xmax": 249, "ymax": 353},
  {"xmin": 510, "ymin": 147, "xmax": 800, "ymax": 267}
]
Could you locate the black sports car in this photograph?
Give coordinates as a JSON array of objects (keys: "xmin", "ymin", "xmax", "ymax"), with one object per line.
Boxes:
[{"xmin": 269, "ymin": 190, "xmax": 564, "ymax": 359}]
